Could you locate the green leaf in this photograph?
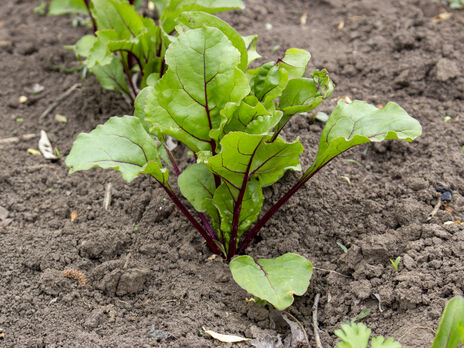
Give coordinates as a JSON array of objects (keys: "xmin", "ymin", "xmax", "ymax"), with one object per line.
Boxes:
[
  {"xmin": 335, "ymin": 322, "xmax": 402, "ymax": 348},
  {"xmin": 175, "ymin": 11, "xmax": 248, "ymax": 71},
  {"xmin": 66, "ymin": 35, "xmax": 97, "ymax": 59},
  {"xmin": 249, "ymin": 62, "xmax": 288, "ymax": 108},
  {"xmin": 213, "ymin": 179, "xmax": 263, "ymax": 243},
  {"xmin": 431, "ymin": 296, "xmax": 464, "ymax": 348},
  {"xmin": 279, "ymin": 69, "xmax": 334, "ymax": 117},
  {"xmin": 91, "ymin": 56, "xmax": 130, "ymax": 95},
  {"xmin": 160, "ymin": 0, "xmax": 244, "ymax": 34},
  {"xmin": 335, "ymin": 322, "xmax": 371, "ymax": 348},
  {"xmin": 229, "ymin": 253, "xmax": 312, "ymax": 311},
  {"xmin": 278, "ymin": 48, "xmax": 311, "ymax": 79},
  {"xmin": 66, "ymin": 116, "xmax": 168, "ymax": 183},
  {"xmin": 48, "ymin": 0, "xmax": 87, "ymax": 15},
  {"xmin": 222, "ymin": 96, "xmax": 282, "ymax": 135},
  {"xmin": 206, "ymin": 132, "xmax": 303, "ymax": 188},
  {"xmin": 92, "ymin": 0, "xmax": 144, "ymax": 38},
  {"xmin": 144, "ymin": 27, "xmax": 250, "ymax": 152},
  {"xmin": 371, "ymin": 336, "xmax": 402, "ymax": 348},
  {"xmin": 305, "ymin": 101, "xmax": 422, "ymax": 178},
  {"xmin": 243, "ymin": 35, "xmax": 261, "ymax": 66},
  {"xmin": 178, "ymin": 163, "xmax": 220, "ymax": 230}
]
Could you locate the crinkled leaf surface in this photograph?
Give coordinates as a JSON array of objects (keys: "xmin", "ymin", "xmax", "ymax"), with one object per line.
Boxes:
[
  {"xmin": 279, "ymin": 69, "xmax": 334, "ymax": 117},
  {"xmin": 206, "ymin": 132, "xmax": 303, "ymax": 188},
  {"xmin": 144, "ymin": 27, "xmax": 250, "ymax": 152},
  {"xmin": 305, "ymin": 100, "xmax": 422, "ymax": 178},
  {"xmin": 431, "ymin": 296, "xmax": 464, "ymax": 348},
  {"xmin": 92, "ymin": 0, "xmax": 144, "ymax": 37},
  {"xmin": 230, "ymin": 253, "xmax": 312, "ymax": 310},
  {"xmin": 223, "ymin": 96, "xmax": 282, "ymax": 135},
  {"xmin": 213, "ymin": 179, "xmax": 263, "ymax": 243},
  {"xmin": 161, "ymin": 0, "xmax": 244, "ymax": 34},
  {"xmin": 66, "ymin": 116, "xmax": 168, "ymax": 183},
  {"xmin": 48, "ymin": 0, "xmax": 87, "ymax": 15},
  {"xmin": 249, "ymin": 62, "xmax": 288, "ymax": 108},
  {"xmin": 175, "ymin": 11, "xmax": 248, "ymax": 71}
]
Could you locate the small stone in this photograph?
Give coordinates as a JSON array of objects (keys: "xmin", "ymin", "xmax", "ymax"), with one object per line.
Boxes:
[
  {"xmin": 18, "ymin": 96, "xmax": 28, "ymax": 103},
  {"xmin": 116, "ymin": 268, "xmax": 150, "ymax": 296},
  {"xmin": 436, "ymin": 58, "xmax": 460, "ymax": 81},
  {"xmin": 350, "ymin": 279, "xmax": 372, "ymax": 300}
]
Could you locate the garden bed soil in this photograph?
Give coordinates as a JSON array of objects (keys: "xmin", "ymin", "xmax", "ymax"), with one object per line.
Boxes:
[{"xmin": 1, "ymin": 0, "xmax": 463, "ymax": 347}]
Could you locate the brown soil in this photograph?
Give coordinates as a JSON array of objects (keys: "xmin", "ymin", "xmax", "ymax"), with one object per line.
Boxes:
[{"xmin": 1, "ymin": 0, "xmax": 463, "ymax": 347}]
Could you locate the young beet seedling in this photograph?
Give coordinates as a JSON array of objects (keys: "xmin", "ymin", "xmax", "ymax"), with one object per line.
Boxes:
[
  {"xmin": 48, "ymin": 0, "xmax": 244, "ymax": 103},
  {"xmin": 66, "ymin": 17, "xmax": 421, "ymax": 309}
]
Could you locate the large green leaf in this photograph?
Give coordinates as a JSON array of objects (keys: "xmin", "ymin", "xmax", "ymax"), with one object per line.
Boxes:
[
  {"xmin": 305, "ymin": 101, "xmax": 422, "ymax": 178},
  {"xmin": 431, "ymin": 296, "xmax": 464, "ymax": 348},
  {"xmin": 230, "ymin": 253, "xmax": 312, "ymax": 310},
  {"xmin": 213, "ymin": 179, "xmax": 263, "ymax": 243},
  {"xmin": 144, "ymin": 27, "xmax": 250, "ymax": 152},
  {"xmin": 178, "ymin": 163, "xmax": 220, "ymax": 230},
  {"xmin": 206, "ymin": 132, "xmax": 303, "ymax": 188},
  {"xmin": 175, "ymin": 11, "xmax": 248, "ymax": 71},
  {"xmin": 66, "ymin": 116, "xmax": 168, "ymax": 183},
  {"xmin": 92, "ymin": 0, "xmax": 144, "ymax": 38},
  {"xmin": 160, "ymin": 0, "xmax": 244, "ymax": 34},
  {"xmin": 48, "ymin": 0, "xmax": 87, "ymax": 15}
]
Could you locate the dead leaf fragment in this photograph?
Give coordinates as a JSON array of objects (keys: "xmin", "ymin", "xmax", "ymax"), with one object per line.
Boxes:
[
  {"xmin": 203, "ymin": 327, "xmax": 251, "ymax": 343},
  {"xmin": 70, "ymin": 210, "xmax": 78, "ymax": 222},
  {"xmin": 340, "ymin": 176, "xmax": 352, "ymax": 186},
  {"xmin": 27, "ymin": 148, "xmax": 41, "ymax": 156},
  {"xmin": 300, "ymin": 12, "xmax": 307, "ymax": 26},
  {"xmin": 18, "ymin": 96, "xmax": 28, "ymax": 103},
  {"xmin": 207, "ymin": 254, "xmax": 217, "ymax": 261},
  {"xmin": 339, "ymin": 95, "xmax": 352, "ymax": 104},
  {"xmin": 0, "ymin": 332, "xmax": 4, "ymax": 339},
  {"xmin": 38, "ymin": 130, "xmax": 58, "ymax": 160},
  {"xmin": 433, "ymin": 12, "xmax": 452, "ymax": 22},
  {"xmin": 337, "ymin": 21, "xmax": 344, "ymax": 30},
  {"xmin": 55, "ymin": 114, "xmax": 67, "ymax": 123}
]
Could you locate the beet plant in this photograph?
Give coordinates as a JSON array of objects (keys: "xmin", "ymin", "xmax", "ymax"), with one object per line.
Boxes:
[{"xmin": 66, "ymin": 15, "xmax": 421, "ymax": 309}]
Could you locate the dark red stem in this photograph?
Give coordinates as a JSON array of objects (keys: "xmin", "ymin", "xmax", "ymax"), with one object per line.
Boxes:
[
  {"xmin": 83, "ymin": 0, "xmax": 97, "ymax": 33},
  {"xmin": 164, "ymin": 145, "xmax": 180, "ymax": 177},
  {"xmin": 227, "ymin": 139, "xmax": 263, "ymax": 260}
]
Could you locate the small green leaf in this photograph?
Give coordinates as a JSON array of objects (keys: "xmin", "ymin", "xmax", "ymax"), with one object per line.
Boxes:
[
  {"xmin": 160, "ymin": 0, "xmax": 244, "ymax": 34},
  {"xmin": 230, "ymin": 253, "xmax": 312, "ymax": 310},
  {"xmin": 304, "ymin": 101, "xmax": 422, "ymax": 179},
  {"xmin": 66, "ymin": 116, "xmax": 168, "ymax": 183},
  {"xmin": 335, "ymin": 322, "xmax": 371, "ymax": 348},
  {"xmin": 337, "ymin": 242, "xmax": 348, "ymax": 253},
  {"xmin": 278, "ymin": 48, "xmax": 311, "ymax": 79},
  {"xmin": 243, "ymin": 35, "xmax": 261, "ymax": 66},
  {"xmin": 431, "ymin": 296, "xmax": 464, "ymax": 348},
  {"xmin": 34, "ymin": 2, "xmax": 47, "ymax": 15},
  {"xmin": 249, "ymin": 62, "xmax": 288, "ymax": 108},
  {"xmin": 371, "ymin": 336, "xmax": 402, "ymax": 348},
  {"xmin": 91, "ymin": 56, "xmax": 130, "ymax": 96},
  {"xmin": 48, "ymin": 0, "xmax": 87, "ymax": 15}
]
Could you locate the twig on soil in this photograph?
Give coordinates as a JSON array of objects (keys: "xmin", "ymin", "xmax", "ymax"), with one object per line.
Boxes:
[
  {"xmin": 315, "ymin": 267, "xmax": 349, "ymax": 278},
  {"xmin": 61, "ymin": 269, "xmax": 88, "ymax": 285},
  {"xmin": 103, "ymin": 183, "xmax": 112, "ymax": 210},
  {"xmin": 426, "ymin": 196, "xmax": 442, "ymax": 222},
  {"xmin": 39, "ymin": 83, "xmax": 81, "ymax": 121},
  {"xmin": 0, "ymin": 133, "xmax": 37, "ymax": 145},
  {"xmin": 282, "ymin": 311, "xmax": 310, "ymax": 346},
  {"xmin": 312, "ymin": 293, "xmax": 323, "ymax": 348}
]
